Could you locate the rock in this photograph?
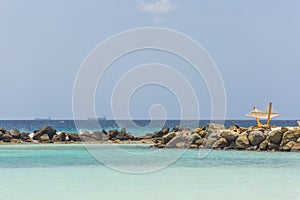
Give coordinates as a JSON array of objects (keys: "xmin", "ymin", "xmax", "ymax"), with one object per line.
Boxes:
[
  {"xmin": 226, "ymin": 141, "xmax": 237, "ymax": 149},
  {"xmin": 33, "ymin": 126, "xmax": 57, "ymax": 140},
  {"xmin": 248, "ymin": 131, "xmax": 265, "ymax": 146},
  {"xmin": 235, "ymin": 133, "xmax": 249, "ymax": 149},
  {"xmin": 191, "ymin": 126, "xmax": 206, "ymax": 134},
  {"xmin": 229, "ymin": 125, "xmax": 239, "ymax": 132},
  {"xmin": 2, "ymin": 134, "xmax": 13, "ymax": 142},
  {"xmin": 11, "ymin": 139, "xmax": 21, "ymax": 143},
  {"xmin": 268, "ymin": 142, "xmax": 279, "ymax": 150},
  {"xmin": 116, "ymin": 131, "xmax": 134, "ymax": 141},
  {"xmin": 39, "ymin": 134, "xmax": 51, "ymax": 143},
  {"xmin": 203, "ymin": 138, "xmax": 217, "ymax": 148},
  {"xmin": 194, "ymin": 138, "xmax": 205, "ymax": 146},
  {"xmin": 206, "ymin": 132, "xmax": 220, "ymax": 139},
  {"xmin": 175, "ymin": 142, "xmax": 187, "ymax": 148},
  {"xmin": 153, "ymin": 127, "xmax": 169, "ymax": 138},
  {"xmin": 297, "ymin": 138, "xmax": 300, "ymax": 143},
  {"xmin": 52, "ymin": 132, "xmax": 67, "ymax": 142},
  {"xmin": 187, "ymin": 133, "xmax": 202, "ymax": 144},
  {"xmin": 0, "ymin": 127, "xmax": 6, "ymax": 133},
  {"xmin": 259, "ymin": 140, "xmax": 268, "ymax": 150},
  {"xmin": 107, "ymin": 130, "xmax": 118, "ymax": 139},
  {"xmin": 7, "ymin": 129, "xmax": 21, "ymax": 139},
  {"xmin": 269, "ymin": 130, "xmax": 284, "ymax": 144},
  {"xmin": 213, "ymin": 138, "xmax": 228, "ymax": 149},
  {"xmin": 67, "ymin": 133, "xmax": 81, "ymax": 141},
  {"xmin": 207, "ymin": 123, "xmax": 225, "ymax": 130},
  {"xmin": 291, "ymin": 143, "xmax": 300, "ymax": 152},
  {"xmin": 166, "ymin": 134, "xmax": 187, "ymax": 148},
  {"xmin": 282, "ymin": 141, "xmax": 296, "ymax": 151},
  {"xmin": 281, "ymin": 129, "xmax": 300, "ymax": 146},
  {"xmin": 220, "ymin": 130, "xmax": 239, "ymax": 142},
  {"xmin": 198, "ymin": 130, "xmax": 207, "ymax": 138},
  {"xmin": 161, "ymin": 132, "xmax": 176, "ymax": 144},
  {"xmin": 0, "ymin": 131, "xmax": 3, "ymax": 140},
  {"xmin": 281, "ymin": 127, "xmax": 289, "ymax": 133},
  {"xmin": 20, "ymin": 132, "xmax": 30, "ymax": 141},
  {"xmin": 171, "ymin": 126, "xmax": 183, "ymax": 132}
]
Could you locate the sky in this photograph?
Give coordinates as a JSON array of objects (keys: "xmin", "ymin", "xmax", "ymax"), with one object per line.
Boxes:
[{"xmin": 0, "ymin": 0, "xmax": 300, "ymax": 119}]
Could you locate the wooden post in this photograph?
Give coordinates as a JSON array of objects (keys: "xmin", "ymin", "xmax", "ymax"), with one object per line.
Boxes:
[
  {"xmin": 266, "ymin": 102, "xmax": 272, "ymax": 127},
  {"xmin": 254, "ymin": 106, "xmax": 262, "ymax": 128}
]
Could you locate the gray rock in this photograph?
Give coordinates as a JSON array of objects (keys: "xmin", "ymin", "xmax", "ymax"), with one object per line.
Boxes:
[
  {"xmin": 39, "ymin": 134, "xmax": 51, "ymax": 142},
  {"xmin": 203, "ymin": 138, "xmax": 217, "ymax": 148},
  {"xmin": 33, "ymin": 126, "xmax": 57, "ymax": 140},
  {"xmin": 194, "ymin": 138, "xmax": 205, "ymax": 146},
  {"xmin": 282, "ymin": 141, "xmax": 296, "ymax": 151},
  {"xmin": 291, "ymin": 143, "xmax": 300, "ymax": 152},
  {"xmin": 187, "ymin": 133, "xmax": 202, "ymax": 144},
  {"xmin": 268, "ymin": 130, "xmax": 283, "ymax": 144},
  {"xmin": 0, "ymin": 127, "xmax": 6, "ymax": 133},
  {"xmin": 259, "ymin": 140, "xmax": 268, "ymax": 151},
  {"xmin": 248, "ymin": 131, "xmax": 265, "ymax": 146},
  {"xmin": 235, "ymin": 133, "xmax": 249, "ymax": 149},
  {"xmin": 67, "ymin": 133, "xmax": 81, "ymax": 141},
  {"xmin": 281, "ymin": 129, "xmax": 300, "ymax": 146},
  {"xmin": 220, "ymin": 130, "xmax": 239, "ymax": 142},
  {"xmin": 52, "ymin": 132, "xmax": 67, "ymax": 142},
  {"xmin": 20, "ymin": 132, "xmax": 30, "ymax": 141},
  {"xmin": 153, "ymin": 127, "xmax": 169, "ymax": 137},
  {"xmin": 7, "ymin": 129, "xmax": 21, "ymax": 139},
  {"xmin": 2, "ymin": 134, "xmax": 13, "ymax": 142},
  {"xmin": 213, "ymin": 138, "xmax": 228, "ymax": 149},
  {"xmin": 161, "ymin": 132, "xmax": 176, "ymax": 144},
  {"xmin": 268, "ymin": 142, "xmax": 279, "ymax": 150},
  {"xmin": 207, "ymin": 123, "xmax": 225, "ymax": 131},
  {"xmin": 166, "ymin": 135, "xmax": 187, "ymax": 148},
  {"xmin": 171, "ymin": 126, "xmax": 183, "ymax": 132}
]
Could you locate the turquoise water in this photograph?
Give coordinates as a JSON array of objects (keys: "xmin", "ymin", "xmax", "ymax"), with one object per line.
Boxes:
[{"xmin": 0, "ymin": 144, "xmax": 299, "ymax": 200}]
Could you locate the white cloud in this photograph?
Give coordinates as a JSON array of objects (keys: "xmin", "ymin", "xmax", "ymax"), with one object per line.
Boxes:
[{"xmin": 139, "ymin": 0, "xmax": 176, "ymax": 14}]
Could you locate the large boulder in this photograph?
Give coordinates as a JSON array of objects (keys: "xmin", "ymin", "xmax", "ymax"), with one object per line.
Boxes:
[
  {"xmin": 281, "ymin": 129, "xmax": 300, "ymax": 146},
  {"xmin": 248, "ymin": 131, "xmax": 265, "ymax": 146},
  {"xmin": 7, "ymin": 129, "xmax": 21, "ymax": 139},
  {"xmin": 235, "ymin": 133, "xmax": 249, "ymax": 149},
  {"xmin": 282, "ymin": 141, "xmax": 296, "ymax": 151},
  {"xmin": 153, "ymin": 127, "xmax": 170, "ymax": 137},
  {"xmin": 166, "ymin": 134, "xmax": 187, "ymax": 148},
  {"xmin": 220, "ymin": 130, "xmax": 239, "ymax": 142},
  {"xmin": 67, "ymin": 133, "xmax": 81, "ymax": 141},
  {"xmin": 0, "ymin": 127, "xmax": 6, "ymax": 134},
  {"xmin": 228, "ymin": 125, "xmax": 239, "ymax": 132},
  {"xmin": 291, "ymin": 143, "xmax": 300, "ymax": 152},
  {"xmin": 203, "ymin": 138, "xmax": 218, "ymax": 148},
  {"xmin": 259, "ymin": 140, "xmax": 268, "ymax": 151},
  {"xmin": 39, "ymin": 134, "xmax": 51, "ymax": 143},
  {"xmin": 207, "ymin": 123, "xmax": 225, "ymax": 131},
  {"xmin": 33, "ymin": 126, "xmax": 57, "ymax": 140},
  {"xmin": 171, "ymin": 126, "xmax": 183, "ymax": 132},
  {"xmin": 117, "ymin": 129, "xmax": 134, "ymax": 141},
  {"xmin": 2, "ymin": 134, "xmax": 13, "ymax": 142},
  {"xmin": 20, "ymin": 132, "xmax": 31, "ymax": 141},
  {"xmin": 52, "ymin": 132, "xmax": 67, "ymax": 142},
  {"xmin": 213, "ymin": 138, "xmax": 228, "ymax": 149},
  {"xmin": 161, "ymin": 132, "xmax": 176, "ymax": 144},
  {"xmin": 107, "ymin": 130, "xmax": 118, "ymax": 139},
  {"xmin": 268, "ymin": 130, "xmax": 283, "ymax": 144},
  {"xmin": 191, "ymin": 126, "xmax": 206, "ymax": 134},
  {"xmin": 187, "ymin": 133, "xmax": 202, "ymax": 144}
]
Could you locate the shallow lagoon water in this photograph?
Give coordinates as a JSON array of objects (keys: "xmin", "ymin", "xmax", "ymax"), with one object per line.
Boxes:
[{"xmin": 0, "ymin": 144, "xmax": 299, "ymax": 200}]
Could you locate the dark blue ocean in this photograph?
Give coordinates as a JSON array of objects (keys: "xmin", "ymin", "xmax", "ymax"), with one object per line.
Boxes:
[{"xmin": 0, "ymin": 120, "xmax": 298, "ymax": 135}]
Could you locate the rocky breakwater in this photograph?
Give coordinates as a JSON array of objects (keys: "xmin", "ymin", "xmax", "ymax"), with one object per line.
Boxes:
[
  {"xmin": 151, "ymin": 124, "xmax": 300, "ymax": 152},
  {"xmin": 0, "ymin": 126, "xmax": 141, "ymax": 144},
  {"xmin": 1, "ymin": 124, "xmax": 300, "ymax": 152}
]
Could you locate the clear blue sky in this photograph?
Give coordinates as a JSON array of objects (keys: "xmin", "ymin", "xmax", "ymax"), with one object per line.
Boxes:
[{"xmin": 0, "ymin": 0, "xmax": 299, "ymax": 119}]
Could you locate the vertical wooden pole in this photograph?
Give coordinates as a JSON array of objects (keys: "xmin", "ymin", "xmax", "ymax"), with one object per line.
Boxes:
[{"xmin": 266, "ymin": 102, "xmax": 272, "ymax": 127}]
